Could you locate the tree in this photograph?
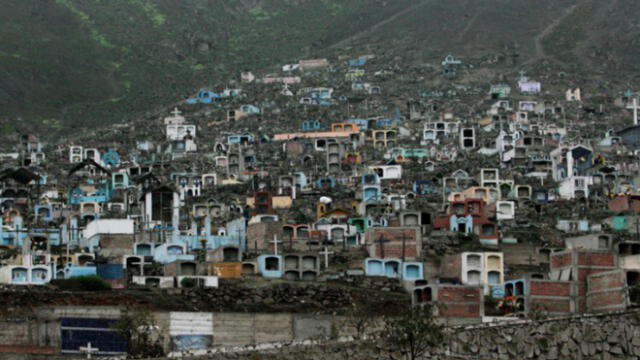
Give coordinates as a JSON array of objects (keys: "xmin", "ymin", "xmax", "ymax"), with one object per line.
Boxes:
[
  {"xmin": 112, "ymin": 306, "xmax": 166, "ymax": 358},
  {"xmin": 382, "ymin": 304, "xmax": 446, "ymax": 360},
  {"xmin": 342, "ymin": 302, "xmax": 376, "ymax": 340}
]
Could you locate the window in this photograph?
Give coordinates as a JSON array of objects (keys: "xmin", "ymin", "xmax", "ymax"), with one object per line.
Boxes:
[
  {"xmin": 467, "ymin": 270, "xmax": 481, "ymax": 285},
  {"xmin": 487, "ymin": 271, "xmax": 500, "ymax": 285},
  {"xmin": 467, "ymin": 254, "xmax": 482, "ymax": 268},
  {"xmin": 598, "ymin": 236, "xmax": 609, "ymax": 249},
  {"xmin": 487, "ymin": 255, "xmax": 501, "ymax": 268},
  {"xmin": 482, "ymin": 224, "xmax": 495, "ymax": 236}
]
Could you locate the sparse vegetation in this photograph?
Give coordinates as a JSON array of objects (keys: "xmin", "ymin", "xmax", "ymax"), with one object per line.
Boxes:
[
  {"xmin": 112, "ymin": 306, "xmax": 166, "ymax": 358},
  {"xmin": 382, "ymin": 304, "xmax": 446, "ymax": 360},
  {"xmin": 52, "ymin": 275, "xmax": 112, "ymax": 291},
  {"xmin": 0, "ymin": 0, "xmax": 413, "ymax": 139}
]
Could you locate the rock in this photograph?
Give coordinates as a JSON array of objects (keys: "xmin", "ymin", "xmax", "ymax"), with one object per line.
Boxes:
[
  {"xmin": 580, "ymin": 342, "xmax": 589, "ymax": 356},
  {"xmin": 610, "ymin": 346, "xmax": 623, "ymax": 355}
]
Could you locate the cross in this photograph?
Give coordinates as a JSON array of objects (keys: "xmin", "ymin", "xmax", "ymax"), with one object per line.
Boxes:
[
  {"xmin": 171, "ymin": 107, "xmax": 182, "ymax": 117},
  {"xmin": 377, "ymin": 234, "xmax": 390, "ymax": 258},
  {"xmin": 399, "ymin": 232, "xmax": 410, "ymax": 262},
  {"xmin": 130, "ymin": 257, "xmax": 152, "ymax": 276},
  {"xmin": 271, "ymin": 234, "xmax": 282, "ymax": 255},
  {"xmin": 79, "ymin": 342, "xmax": 99, "ymax": 359},
  {"xmin": 319, "ymin": 246, "xmax": 334, "ymax": 269},
  {"xmin": 527, "ymin": 253, "xmax": 534, "ymax": 267}
]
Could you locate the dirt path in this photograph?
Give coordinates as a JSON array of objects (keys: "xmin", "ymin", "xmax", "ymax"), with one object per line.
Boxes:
[
  {"xmin": 529, "ymin": 2, "xmax": 579, "ymax": 63},
  {"xmin": 329, "ymin": 0, "xmax": 431, "ymax": 49}
]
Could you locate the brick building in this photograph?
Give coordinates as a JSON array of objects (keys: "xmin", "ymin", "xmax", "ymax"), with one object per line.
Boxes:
[{"xmin": 364, "ymin": 227, "xmax": 421, "ymax": 260}]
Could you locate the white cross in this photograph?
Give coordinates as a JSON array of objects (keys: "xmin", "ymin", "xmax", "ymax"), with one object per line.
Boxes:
[
  {"xmin": 318, "ymin": 246, "xmax": 334, "ymax": 269},
  {"xmin": 130, "ymin": 257, "xmax": 152, "ymax": 276},
  {"xmin": 79, "ymin": 342, "xmax": 99, "ymax": 359},
  {"xmin": 171, "ymin": 107, "xmax": 182, "ymax": 117},
  {"xmin": 271, "ymin": 234, "xmax": 282, "ymax": 255}
]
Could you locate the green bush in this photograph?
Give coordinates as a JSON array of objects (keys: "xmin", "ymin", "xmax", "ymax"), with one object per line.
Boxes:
[
  {"xmin": 52, "ymin": 275, "xmax": 111, "ymax": 291},
  {"xmin": 77, "ymin": 275, "xmax": 112, "ymax": 291}
]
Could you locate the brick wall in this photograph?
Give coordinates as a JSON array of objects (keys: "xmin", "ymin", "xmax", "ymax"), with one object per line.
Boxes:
[
  {"xmin": 0, "ymin": 345, "xmax": 56, "ymax": 355},
  {"xmin": 550, "ymin": 252, "xmax": 572, "ymax": 269},
  {"xmin": 434, "ymin": 285, "xmax": 482, "ymax": 318},
  {"xmin": 439, "ymin": 286, "xmax": 481, "ymax": 302},
  {"xmin": 99, "ymin": 234, "xmax": 135, "ymax": 258},
  {"xmin": 587, "ymin": 270, "xmax": 627, "ymax": 313},
  {"xmin": 440, "ymin": 303, "xmax": 481, "ymax": 317},
  {"xmin": 439, "ymin": 255, "xmax": 462, "ymax": 279},
  {"xmin": 528, "ymin": 298, "xmax": 572, "ymax": 314},
  {"xmin": 577, "ymin": 252, "xmax": 616, "ymax": 267},
  {"xmin": 588, "ymin": 270, "xmax": 625, "ymax": 292},
  {"xmin": 365, "ymin": 227, "xmax": 421, "ymax": 260},
  {"xmin": 528, "ymin": 280, "xmax": 575, "ymax": 315},
  {"xmin": 589, "ymin": 292, "xmax": 626, "ymax": 311},
  {"xmin": 529, "ymin": 280, "xmax": 572, "ymax": 297}
]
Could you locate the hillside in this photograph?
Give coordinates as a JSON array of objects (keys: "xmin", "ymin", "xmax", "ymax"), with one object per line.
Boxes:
[
  {"xmin": 0, "ymin": 0, "xmax": 413, "ymax": 136},
  {"xmin": 336, "ymin": 0, "xmax": 640, "ymax": 76},
  {"xmin": 1, "ymin": 0, "xmax": 639, "ymax": 139}
]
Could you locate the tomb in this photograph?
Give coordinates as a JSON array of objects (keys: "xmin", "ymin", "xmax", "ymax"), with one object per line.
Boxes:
[
  {"xmin": 384, "ymin": 260, "xmax": 400, "ymax": 278},
  {"xmin": 365, "ymin": 258, "xmax": 384, "ymax": 276},
  {"xmin": 241, "ymin": 262, "xmax": 257, "ymax": 275},
  {"xmin": 135, "ymin": 243, "xmax": 153, "ymax": 256},
  {"xmin": 402, "ymin": 262, "xmax": 424, "ymax": 280},
  {"xmin": 301, "ymin": 271, "xmax": 317, "ymax": 281},
  {"xmin": 257, "ymin": 255, "xmax": 283, "ymax": 278},
  {"xmin": 285, "ymin": 255, "xmax": 299, "ymax": 270},
  {"xmin": 177, "ymin": 276, "xmax": 218, "ymax": 288},
  {"xmin": 283, "ymin": 271, "xmax": 300, "ymax": 281},
  {"xmin": 165, "ymin": 260, "xmax": 199, "ymax": 277},
  {"xmin": 302, "ymin": 256, "xmax": 318, "ymax": 270}
]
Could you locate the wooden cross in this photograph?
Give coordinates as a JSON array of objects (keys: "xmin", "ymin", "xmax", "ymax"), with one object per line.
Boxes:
[
  {"xmin": 79, "ymin": 342, "xmax": 99, "ymax": 359},
  {"xmin": 318, "ymin": 246, "xmax": 334, "ymax": 269},
  {"xmin": 399, "ymin": 232, "xmax": 410, "ymax": 262},
  {"xmin": 377, "ymin": 234, "xmax": 390, "ymax": 258}
]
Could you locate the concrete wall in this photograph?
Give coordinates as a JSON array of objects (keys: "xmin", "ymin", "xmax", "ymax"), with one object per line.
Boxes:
[
  {"xmin": 163, "ymin": 310, "xmax": 640, "ymax": 360},
  {"xmin": 0, "ymin": 307, "xmax": 340, "ymax": 356}
]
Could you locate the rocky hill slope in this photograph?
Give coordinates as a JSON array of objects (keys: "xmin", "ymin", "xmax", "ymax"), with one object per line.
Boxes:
[{"xmin": 1, "ymin": 0, "xmax": 638, "ymax": 138}]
